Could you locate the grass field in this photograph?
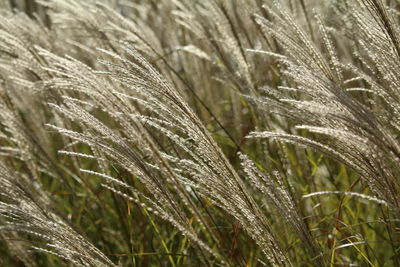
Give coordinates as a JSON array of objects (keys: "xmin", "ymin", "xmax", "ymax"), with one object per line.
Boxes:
[{"xmin": 0, "ymin": 0, "xmax": 400, "ymax": 266}]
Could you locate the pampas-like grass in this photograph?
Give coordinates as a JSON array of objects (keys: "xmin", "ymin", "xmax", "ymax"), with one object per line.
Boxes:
[{"xmin": 0, "ymin": 0, "xmax": 399, "ymax": 266}]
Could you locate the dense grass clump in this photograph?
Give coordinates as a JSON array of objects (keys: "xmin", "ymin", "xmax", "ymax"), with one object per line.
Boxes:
[{"xmin": 1, "ymin": 0, "xmax": 400, "ymax": 266}]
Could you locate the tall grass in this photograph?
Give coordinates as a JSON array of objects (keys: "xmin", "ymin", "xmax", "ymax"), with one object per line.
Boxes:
[{"xmin": 0, "ymin": 0, "xmax": 399, "ymax": 266}]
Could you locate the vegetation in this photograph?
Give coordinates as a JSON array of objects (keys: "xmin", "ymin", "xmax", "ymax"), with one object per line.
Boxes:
[{"xmin": 1, "ymin": 0, "xmax": 400, "ymax": 266}]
